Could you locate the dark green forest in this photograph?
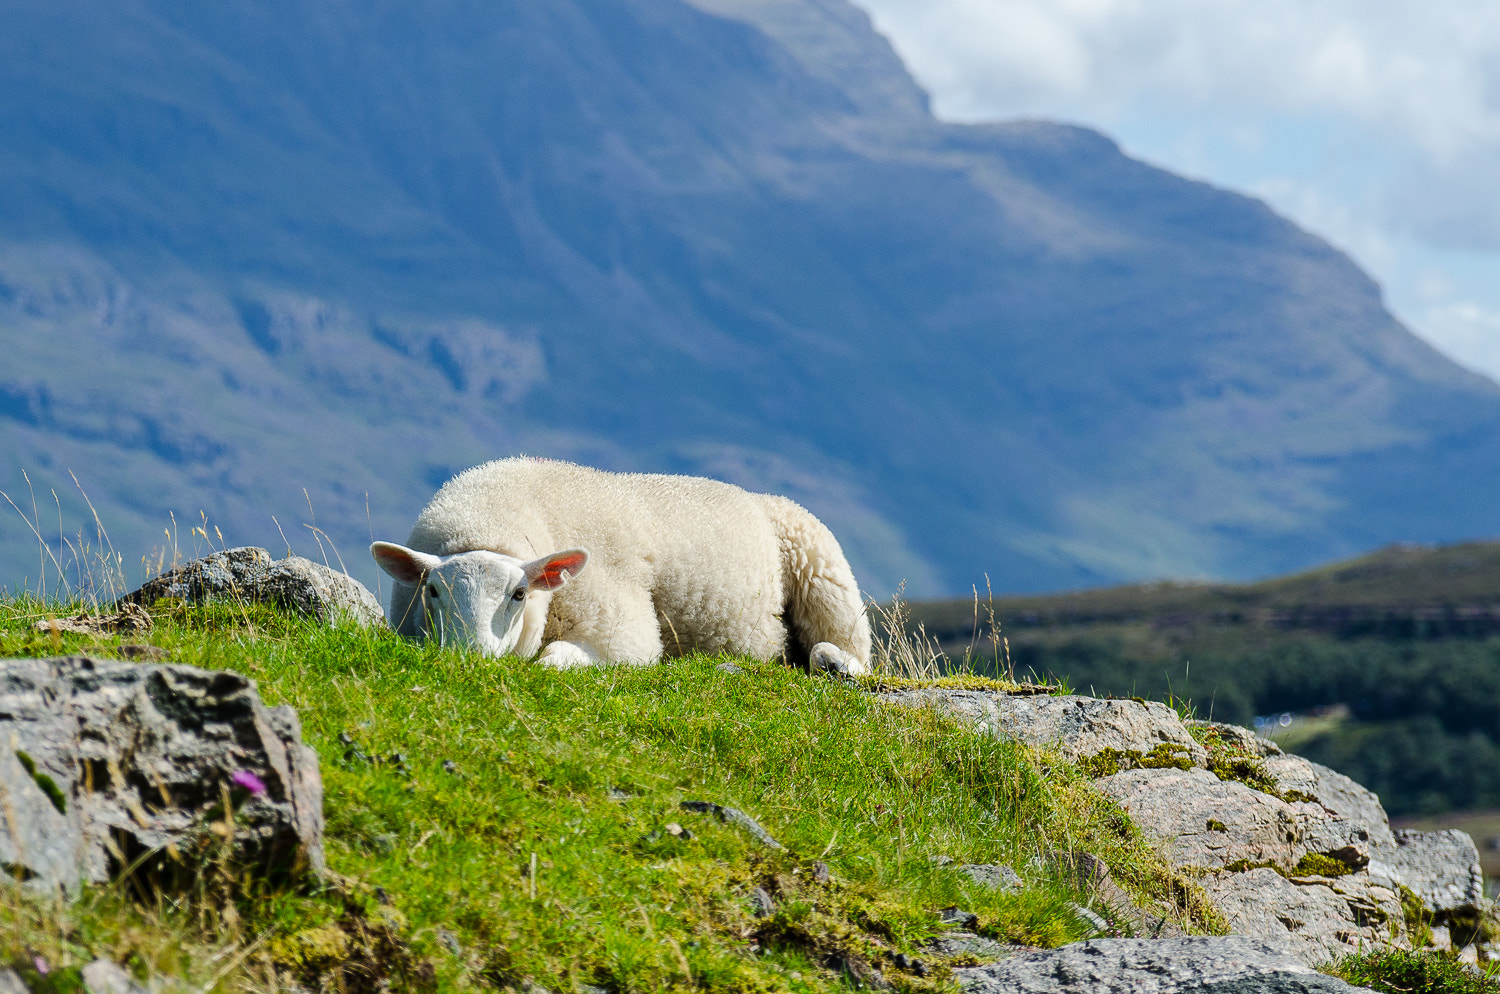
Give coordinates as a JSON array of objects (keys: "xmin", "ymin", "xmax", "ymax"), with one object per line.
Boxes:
[{"xmin": 907, "ymin": 541, "xmax": 1500, "ymax": 816}]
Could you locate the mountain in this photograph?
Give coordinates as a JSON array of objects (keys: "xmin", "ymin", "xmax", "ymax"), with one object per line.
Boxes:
[{"xmin": 3, "ymin": 0, "xmax": 1500, "ymax": 599}]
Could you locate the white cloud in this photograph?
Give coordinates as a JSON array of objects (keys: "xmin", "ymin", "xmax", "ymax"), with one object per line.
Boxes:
[{"xmin": 852, "ymin": 0, "xmax": 1500, "ymax": 382}]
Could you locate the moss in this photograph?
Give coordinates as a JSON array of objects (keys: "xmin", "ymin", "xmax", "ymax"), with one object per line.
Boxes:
[
  {"xmin": 1291, "ymin": 853, "xmax": 1353, "ymax": 878},
  {"xmin": 14, "ymin": 750, "xmax": 67, "ymax": 815},
  {"xmin": 862, "ymin": 674, "xmax": 1056, "ymax": 694},
  {"xmin": 1077, "ymin": 744, "xmax": 1195, "ymax": 778},
  {"xmin": 1205, "ymin": 820, "xmax": 1227, "ymax": 833},
  {"xmin": 1189, "ymin": 725, "xmax": 1322, "ymax": 804},
  {"xmin": 1223, "ymin": 860, "xmax": 1284, "ymax": 875}
]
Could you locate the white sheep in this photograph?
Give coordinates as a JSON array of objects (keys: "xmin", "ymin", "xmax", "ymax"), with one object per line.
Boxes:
[{"xmin": 370, "ymin": 458, "xmax": 872, "ymax": 673}]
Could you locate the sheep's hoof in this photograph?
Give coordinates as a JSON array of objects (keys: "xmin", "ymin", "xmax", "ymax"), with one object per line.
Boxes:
[{"xmin": 810, "ymin": 642, "xmax": 864, "ymax": 678}]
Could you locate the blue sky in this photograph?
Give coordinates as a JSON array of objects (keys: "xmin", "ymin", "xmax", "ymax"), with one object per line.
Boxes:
[{"xmin": 854, "ymin": 0, "xmax": 1500, "ymax": 385}]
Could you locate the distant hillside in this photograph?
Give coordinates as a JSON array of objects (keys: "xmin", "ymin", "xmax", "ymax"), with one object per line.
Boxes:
[
  {"xmin": 4, "ymin": 0, "xmax": 1500, "ymax": 598},
  {"xmin": 914, "ymin": 541, "xmax": 1500, "ymax": 641},
  {"xmin": 905, "ymin": 541, "xmax": 1500, "ymax": 815}
]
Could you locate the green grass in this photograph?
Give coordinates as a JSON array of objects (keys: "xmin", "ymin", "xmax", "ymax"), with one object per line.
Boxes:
[
  {"xmin": 1328, "ymin": 948, "xmax": 1500, "ymax": 993},
  {"xmin": 0, "ymin": 598, "xmax": 1219, "ymax": 991}
]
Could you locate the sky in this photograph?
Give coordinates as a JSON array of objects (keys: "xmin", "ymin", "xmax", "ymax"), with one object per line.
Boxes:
[{"xmin": 853, "ymin": 0, "xmax": 1500, "ymax": 385}]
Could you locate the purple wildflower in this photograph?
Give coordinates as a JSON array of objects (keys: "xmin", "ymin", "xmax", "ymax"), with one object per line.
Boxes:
[
  {"xmin": 33, "ymin": 954, "xmax": 49, "ymax": 975},
  {"xmin": 231, "ymin": 770, "xmax": 267, "ymax": 796}
]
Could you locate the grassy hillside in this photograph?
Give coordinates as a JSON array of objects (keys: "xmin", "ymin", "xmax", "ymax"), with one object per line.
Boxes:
[
  {"xmin": 905, "ymin": 542, "xmax": 1500, "ymax": 817},
  {"xmin": 0, "ymin": 599, "xmax": 1214, "ymax": 992}
]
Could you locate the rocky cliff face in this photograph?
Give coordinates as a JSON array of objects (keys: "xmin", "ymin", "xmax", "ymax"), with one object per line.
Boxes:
[{"xmin": 5, "ymin": 0, "xmax": 1500, "ymax": 598}]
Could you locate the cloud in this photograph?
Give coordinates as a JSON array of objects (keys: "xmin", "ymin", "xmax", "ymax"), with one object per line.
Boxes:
[{"xmin": 854, "ymin": 0, "xmax": 1500, "ymax": 251}]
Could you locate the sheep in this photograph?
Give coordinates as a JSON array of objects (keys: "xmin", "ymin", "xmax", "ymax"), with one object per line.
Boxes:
[{"xmin": 370, "ymin": 457, "xmax": 872, "ymax": 673}]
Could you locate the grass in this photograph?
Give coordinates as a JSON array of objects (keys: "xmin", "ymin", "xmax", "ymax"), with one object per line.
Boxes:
[
  {"xmin": 0, "ymin": 597, "xmax": 1219, "ymax": 992},
  {"xmin": 1327, "ymin": 948, "xmax": 1500, "ymax": 993}
]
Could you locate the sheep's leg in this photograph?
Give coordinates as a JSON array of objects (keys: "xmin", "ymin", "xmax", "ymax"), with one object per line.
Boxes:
[
  {"xmin": 539, "ymin": 585, "xmax": 664, "ymax": 666},
  {"xmin": 537, "ymin": 640, "xmax": 602, "ymax": 669}
]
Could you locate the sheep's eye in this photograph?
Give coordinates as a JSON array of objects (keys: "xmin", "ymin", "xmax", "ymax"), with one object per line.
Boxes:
[
  {"xmin": 512, "ymin": 588, "xmax": 526, "ymax": 602},
  {"xmin": 427, "ymin": 584, "xmax": 439, "ymax": 599}
]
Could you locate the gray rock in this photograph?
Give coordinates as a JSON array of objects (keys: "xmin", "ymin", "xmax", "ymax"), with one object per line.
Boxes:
[
  {"xmin": 952, "ymin": 936, "xmax": 1365, "ymax": 994},
  {"xmin": 1390, "ymin": 829, "xmax": 1485, "ymax": 912},
  {"xmin": 957, "ymin": 863, "xmax": 1023, "ymax": 892},
  {"xmin": 929, "ymin": 931, "xmax": 1013, "ymax": 961},
  {"xmin": 1262, "ymin": 753, "xmax": 1395, "ymax": 859},
  {"xmin": 750, "ymin": 886, "xmax": 776, "ymax": 917},
  {"xmin": 1200, "ymin": 868, "xmax": 1402, "ymax": 968},
  {"xmin": 1095, "ymin": 767, "xmax": 1306, "ymax": 872},
  {"xmin": 0, "ymin": 968, "xmax": 28, "ymax": 994},
  {"xmin": 879, "ymin": 691, "xmax": 1208, "ymax": 767},
  {"xmin": 1188, "ymin": 721, "xmax": 1283, "ymax": 757},
  {"xmin": 679, "ymin": 800, "xmax": 784, "ymax": 849},
  {"xmin": 716, "ymin": 661, "xmax": 744, "ymax": 675},
  {"xmin": 81, "ymin": 960, "xmax": 149, "ymax": 994},
  {"xmin": 120, "ymin": 547, "xmax": 383, "ymax": 627},
  {"xmin": 0, "ymin": 655, "xmax": 324, "ymax": 893}
]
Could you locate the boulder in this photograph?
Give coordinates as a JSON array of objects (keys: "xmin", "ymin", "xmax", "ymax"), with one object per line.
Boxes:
[
  {"xmin": 878, "ymin": 690, "xmax": 1208, "ymax": 767},
  {"xmin": 0, "ymin": 655, "xmax": 324, "ymax": 893},
  {"xmin": 120, "ymin": 547, "xmax": 383, "ymax": 627},
  {"xmin": 1199, "ymin": 868, "xmax": 1403, "ymax": 967},
  {"xmin": 952, "ymin": 936, "xmax": 1365, "ymax": 994},
  {"xmin": 1389, "ymin": 829, "xmax": 1485, "ymax": 913}
]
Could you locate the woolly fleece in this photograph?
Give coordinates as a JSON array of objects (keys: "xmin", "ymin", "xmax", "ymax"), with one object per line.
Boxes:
[{"xmin": 380, "ymin": 458, "xmax": 872, "ymax": 670}]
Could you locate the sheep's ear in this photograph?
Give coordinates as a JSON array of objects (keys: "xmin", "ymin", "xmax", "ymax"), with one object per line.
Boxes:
[
  {"xmin": 371, "ymin": 542, "xmax": 441, "ymax": 584},
  {"xmin": 523, "ymin": 549, "xmax": 588, "ymax": 590}
]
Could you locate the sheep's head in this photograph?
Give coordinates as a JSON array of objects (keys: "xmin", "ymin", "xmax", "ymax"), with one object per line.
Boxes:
[{"xmin": 370, "ymin": 542, "xmax": 588, "ymax": 656}]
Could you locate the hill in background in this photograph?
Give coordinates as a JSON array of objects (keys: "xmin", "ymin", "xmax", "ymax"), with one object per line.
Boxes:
[
  {"xmin": 4, "ymin": 0, "xmax": 1500, "ymax": 598},
  {"xmin": 907, "ymin": 540, "xmax": 1500, "ymax": 815}
]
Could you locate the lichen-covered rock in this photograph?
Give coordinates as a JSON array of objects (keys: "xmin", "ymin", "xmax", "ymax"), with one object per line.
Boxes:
[
  {"xmin": 879, "ymin": 690, "xmax": 1208, "ymax": 767},
  {"xmin": 952, "ymin": 936, "xmax": 1364, "ymax": 994},
  {"xmin": 120, "ymin": 547, "xmax": 383, "ymax": 627},
  {"xmin": 1094, "ymin": 767, "xmax": 1307, "ymax": 872},
  {"xmin": 1390, "ymin": 829, "xmax": 1485, "ymax": 913},
  {"xmin": 1262, "ymin": 753, "xmax": 1395, "ymax": 861},
  {"xmin": 1199, "ymin": 868, "xmax": 1404, "ymax": 968},
  {"xmin": 1188, "ymin": 720, "xmax": 1283, "ymax": 757},
  {"xmin": 0, "ymin": 655, "xmax": 324, "ymax": 894}
]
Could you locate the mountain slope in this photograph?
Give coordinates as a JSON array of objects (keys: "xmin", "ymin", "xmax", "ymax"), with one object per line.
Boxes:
[{"xmin": 2, "ymin": 0, "xmax": 1499, "ymax": 598}]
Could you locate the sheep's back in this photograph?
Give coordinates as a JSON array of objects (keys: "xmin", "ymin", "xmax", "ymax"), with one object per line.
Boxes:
[{"xmin": 407, "ymin": 459, "xmax": 786, "ymax": 653}]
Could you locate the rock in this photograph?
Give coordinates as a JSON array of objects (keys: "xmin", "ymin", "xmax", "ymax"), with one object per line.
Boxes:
[
  {"xmin": 33, "ymin": 603, "xmax": 153, "ymax": 637},
  {"xmin": 1389, "ymin": 829, "xmax": 1485, "ymax": 913},
  {"xmin": 957, "ymin": 863, "xmax": 1023, "ymax": 892},
  {"xmin": 1199, "ymin": 868, "xmax": 1403, "ymax": 968},
  {"xmin": 119, "ymin": 547, "xmax": 383, "ymax": 627},
  {"xmin": 940, "ymin": 907, "xmax": 979, "ymax": 929},
  {"xmin": 81, "ymin": 960, "xmax": 149, "ymax": 994},
  {"xmin": 1188, "ymin": 721, "xmax": 1283, "ymax": 757},
  {"xmin": 1095, "ymin": 767, "xmax": 1307, "ymax": 872},
  {"xmin": 716, "ymin": 661, "xmax": 743, "ymax": 675},
  {"xmin": 680, "ymin": 800, "xmax": 784, "ymax": 849},
  {"xmin": 0, "ymin": 968, "xmax": 28, "ymax": 994},
  {"xmin": 750, "ymin": 886, "xmax": 775, "ymax": 917},
  {"xmin": 1261, "ymin": 754, "xmax": 1395, "ymax": 860},
  {"xmin": 1092, "ymin": 753, "xmax": 1410, "ymax": 964},
  {"xmin": 929, "ymin": 932, "xmax": 1014, "ymax": 962},
  {"xmin": 952, "ymin": 936, "xmax": 1366, "ymax": 994},
  {"xmin": 879, "ymin": 690, "xmax": 1208, "ymax": 767},
  {"xmin": 0, "ymin": 655, "xmax": 324, "ymax": 893}
]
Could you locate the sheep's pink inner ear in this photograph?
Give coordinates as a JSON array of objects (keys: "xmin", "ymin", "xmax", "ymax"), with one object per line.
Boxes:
[
  {"xmin": 371, "ymin": 542, "xmax": 432, "ymax": 585},
  {"xmin": 524, "ymin": 549, "xmax": 588, "ymax": 590}
]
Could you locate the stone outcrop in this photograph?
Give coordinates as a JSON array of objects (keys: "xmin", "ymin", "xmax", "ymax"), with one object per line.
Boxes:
[
  {"xmin": 952, "ymin": 936, "xmax": 1364, "ymax": 994},
  {"xmin": 880, "ymin": 687, "xmax": 1489, "ymax": 967},
  {"xmin": 0, "ymin": 655, "xmax": 324, "ymax": 893},
  {"xmin": 878, "ymin": 690, "xmax": 1208, "ymax": 767},
  {"xmin": 1390, "ymin": 829, "xmax": 1486, "ymax": 913},
  {"xmin": 119, "ymin": 547, "xmax": 383, "ymax": 627}
]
